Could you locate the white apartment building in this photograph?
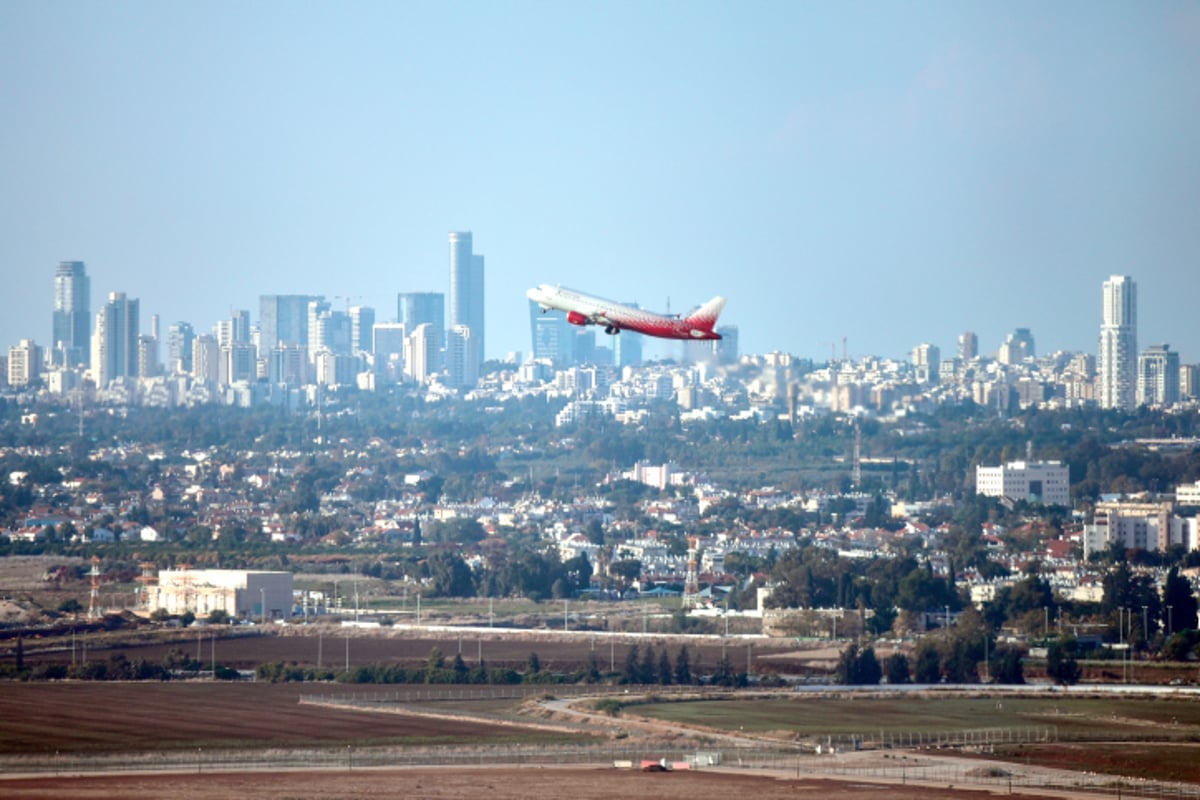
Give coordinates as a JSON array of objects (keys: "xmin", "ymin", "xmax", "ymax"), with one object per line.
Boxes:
[
  {"xmin": 975, "ymin": 460, "xmax": 1071, "ymax": 506},
  {"xmin": 1177, "ymin": 481, "xmax": 1200, "ymax": 507},
  {"xmin": 1082, "ymin": 501, "xmax": 1200, "ymax": 558}
]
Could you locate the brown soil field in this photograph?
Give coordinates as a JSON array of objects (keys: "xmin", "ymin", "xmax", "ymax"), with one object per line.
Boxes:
[
  {"xmin": 0, "ymin": 767, "xmax": 1074, "ymax": 800},
  {"xmin": 0, "ymin": 683, "xmax": 587, "ymax": 754},
  {"xmin": 988, "ymin": 741, "xmax": 1200, "ymax": 784}
]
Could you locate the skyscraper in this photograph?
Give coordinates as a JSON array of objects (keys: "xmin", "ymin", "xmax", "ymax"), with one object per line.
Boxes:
[
  {"xmin": 259, "ymin": 295, "xmax": 321, "ymax": 353},
  {"xmin": 1099, "ymin": 275, "xmax": 1137, "ymax": 410},
  {"xmin": 958, "ymin": 331, "xmax": 978, "ymax": 361},
  {"xmin": 398, "ymin": 292, "xmax": 445, "ymax": 369},
  {"xmin": 90, "ymin": 292, "xmax": 139, "ymax": 387},
  {"xmin": 349, "ymin": 305, "xmax": 375, "ymax": 354},
  {"xmin": 448, "ymin": 232, "xmax": 484, "ymax": 369},
  {"xmin": 52, "ymin": 261, "xmax": 90, "ymax": 366},
  {"xmin": 1137, "ymin": 344, "xmax": 1180, "ymax": 407},
  {"xmin": 166, "ymin": 322, "xmax": 195, "ymax": 374},
  {"xmin": 529, "ymin": 299, "xmax": 573, "ymax": 365}
]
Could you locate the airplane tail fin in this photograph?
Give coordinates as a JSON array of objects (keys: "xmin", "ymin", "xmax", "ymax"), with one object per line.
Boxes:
[{"xmin": 684, "ymin": 296, "xmax": 726, "ymax": 333}]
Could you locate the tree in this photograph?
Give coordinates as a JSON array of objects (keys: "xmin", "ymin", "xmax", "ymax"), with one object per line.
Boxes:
[
  {"xmin": 622, "ymin": 645, "xmax": 641, "ymax": 684},
  {"xmin": 674, "ymin": 645, "xmax": 693, "ymax": 685},
  {"xmin": 835, "ymin": 643, "xmax": 881, "ymax": 685},
  {"xmin": 1046, "ymin": 637, "xmax": 1082, "ymax": 686},
  {"xmin": 990, "ymin": 643, "xmax": 1025, "ymax": 684},
  {"xmin": 913, "ymin": 640, "xmax": 941, "ymax": 683},
  {"xmin": 1163, "ymin": 567, "xmax": 1198, "ymax": 635},
  {"xmin": 656, "ymin": 647, "xmax": 673, "ymax": 685},
  {"xmin": 885, "ymin": 653, "xmax": 910, "ymax": 685},
  {"xmin": 427, "ymin": 551, "xmax": 475, "ymax": 597}
]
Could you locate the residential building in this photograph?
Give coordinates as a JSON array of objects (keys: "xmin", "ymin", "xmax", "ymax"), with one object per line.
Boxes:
[
  {"xmin": 90, "ymin": 292, "xmax": 139, "ymax": 387},
  {"xmin": 912, "ymin": 343, "xmax": 940, "ymax": 384},
  {"xmin": 445, "ymin": 324, "xmax": 479, "ymax": 389},
  {"xmin": 398, "ymin": 292, "xmax": 444, "ymax": 369},
  {"xmin": 958, "ymin": 331, "xmax": 978, "ymax": 361},
  {"xmin": 1137, "ymin": 344, "xmax": 1180, "ymax": 407},
  {"xmin": 1082, "ymin": 500, "xmax": 1198, "ymax": 558},
  {"xmin": 166, "ymin": 322, "xmax": 195, "ymax": 374},
  {"xmin": 349, "ymin": 305, "xmax": 375, "ymax": 354},
  {"xmin": 7, "ymin": 339, "xmax": 42, "ymax": 388},
  {"xmin": 1098, "ymin": 275, "xmax": 1137, "ymax": 410}
]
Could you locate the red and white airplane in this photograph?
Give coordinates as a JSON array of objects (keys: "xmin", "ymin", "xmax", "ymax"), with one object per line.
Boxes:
[{"xmin": 526, "ymin": 284, "xmax": 726, "ymax": 341}]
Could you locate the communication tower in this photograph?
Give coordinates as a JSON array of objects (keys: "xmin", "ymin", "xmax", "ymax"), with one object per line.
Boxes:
[
  {"xmin": 682, "ymin": 535, "xmax": 701, "ymax": 608},
  {"xmin": 87, "ymin": 556, "xmax": 101, "ymax": 620}
]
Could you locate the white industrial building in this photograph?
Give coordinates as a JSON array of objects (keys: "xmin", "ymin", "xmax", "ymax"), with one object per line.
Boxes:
[
  {"xmin": 975, "ymin": 460, "xmax": 1071, "ymax": 507},
  {"xmin": 152, "ymin": 569, "xmax": 293, "ymax": 620}
]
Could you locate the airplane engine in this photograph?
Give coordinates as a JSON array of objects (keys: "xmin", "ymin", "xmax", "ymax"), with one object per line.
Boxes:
[{"xmin": 566, "ymin": 310, "xmax": 588, "ymax": 326}]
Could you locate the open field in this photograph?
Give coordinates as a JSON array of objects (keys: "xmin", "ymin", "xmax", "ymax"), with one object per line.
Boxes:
[
  {"xmin": 981, "ymin": 742, "xmax": 1200, "ymax": 784},
  {"xmin": 0, "ymin": 683, "xmax": 588, "ymax": 755},
  {"xmin": 631, "ymin": 692, "xmax": 1200, "ymax": 741}
]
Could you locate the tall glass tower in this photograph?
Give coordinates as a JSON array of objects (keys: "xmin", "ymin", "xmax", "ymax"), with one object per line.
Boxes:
[
  {"xmin": 1099, "ymin": 275, "xmax": 1137, "ymax": 411},
  {"xmin": 448, "ymin": 232, "xmax": 484, "ymax": 370},
  {"xmin": 52, "ymin": 261, "xmax": 90, "ymax": 366}
]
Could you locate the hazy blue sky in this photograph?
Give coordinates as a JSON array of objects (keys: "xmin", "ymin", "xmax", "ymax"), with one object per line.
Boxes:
[{"xmin": 2, "ymin": 1, "xmax": 1198, "ymax": 363}]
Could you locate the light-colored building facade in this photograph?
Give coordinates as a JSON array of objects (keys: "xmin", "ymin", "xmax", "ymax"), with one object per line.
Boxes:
[
  {"xmin": 1137, "ymin": 344, "xmax": 1180, "ymax": 407},
  {"xmin": 975, "ymin": 460, "xmax": 1071, "ymax": 506},
  {"xmin": 448, "ymin": 231, "xmax": 484, "ymax": 370},
  {"xmin": 1083, "ymin": 500, "xmax": 1199, "ymax": 558},
  {"xmin": 1098, "ymin": 275, "xmax": 1137, "ymax": 410},
  {"xmin": 7, "ymin": 339, "xmax": 42, "ymax": 388},
  {"xmin": 152, "ymin": 569, "xmax": 293, "ymax": 619}
]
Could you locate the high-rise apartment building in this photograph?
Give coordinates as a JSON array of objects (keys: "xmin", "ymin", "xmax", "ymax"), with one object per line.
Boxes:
[
  {"xmin": 166, "ymin": 322, "xmax": 195, "ymax": 374},
  {"xmin": 349, "ymin": 306, "xmax": 375, "ymax": 354},
  {"xmin": 404, "ymin": 323, "xmax": 437, "ymax": 383},
  {"xmin": 52, "ymin": 261, "xmax": 90, "ymax": 367},
  {"xmin": 911, "ymin": 343, "xmax": 941, "ymax": 384},
  {"xmin": 398, "ymin": 292, "xmax": 444, "ymax": 370},
  {"xmin": 998, "ymin": 328, "xmax": 1035, "ymax": 364},
  {"xmin": 445, "ymin": 324, "xmax": 480, "ymax": 389},
  {"xmin": 1099, "ymin": 275, "xmax": 1137, "ymax": 410},
  {"xmin": 192, "ymin": 334, "xmax": 219, "ymax": 384},
  {"xmin": 8, "ymin": 340, "xmax": 43, "ymax": 388},
  {"xmin": 958, "ymin": 331, "xmax": 978, "ymax": 361},
  {"xmin": 448, "ymin": 232, "xmax": 484, "ymax": 369},
  {"xmin": 1137, "ymin": 344, "xmax": 1180, "ymax": 407},
  {"xmin": 1181, "ymin": 364, "xmax": 1199, "ymax": 401},
  {"xmin": 90, "ymin": 292, "xmax": 139, "ymax": 387}
]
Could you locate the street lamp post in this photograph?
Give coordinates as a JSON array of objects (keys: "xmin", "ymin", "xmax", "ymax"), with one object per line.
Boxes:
[{"xmin": 260, "ymin": 587, "xmax": 266, "ymax": 625}]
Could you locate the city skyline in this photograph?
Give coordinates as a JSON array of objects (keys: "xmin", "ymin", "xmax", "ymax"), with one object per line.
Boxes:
[{"xmin": 2, "ymin": 3, "xmax": 1199, "ymax": 362}]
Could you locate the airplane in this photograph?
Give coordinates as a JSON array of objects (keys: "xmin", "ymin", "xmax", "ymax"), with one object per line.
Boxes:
[{"xmin": 526, "ymin": 284, "xmax": 726, "ymax": 341}]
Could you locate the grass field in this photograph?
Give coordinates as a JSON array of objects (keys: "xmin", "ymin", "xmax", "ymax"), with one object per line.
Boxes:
[{"xmin": 631, "ymin": 693, "xmax": 1200, "ymax": 741}]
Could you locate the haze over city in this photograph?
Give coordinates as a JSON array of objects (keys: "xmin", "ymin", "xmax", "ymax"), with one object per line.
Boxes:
[{"xmin": 2, "ymin": 2, "xmax": 1199, "ymax": 362}]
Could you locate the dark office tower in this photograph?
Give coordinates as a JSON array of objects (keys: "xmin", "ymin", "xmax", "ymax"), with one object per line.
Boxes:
[
  {"xmin": 259, "ymin": 295, "xmax": 322, "ymax": 352},
  {"xmin": 52, "ymin": 261, "xmax": 91, "ymax": 366},
  {"xmin": 398, "ymin": 292, "xmax": 444, "ymax": 367},
  {"xmin": 448, "ymin": 231, "xmax": 484, "ymax": 368},
  {"xmin": 167, "ymin": 322, "xmax": 195, "ymax": 374},
  {"xmin": 91, "ymin": 292, "xmax": 139, "ymax": 386}
]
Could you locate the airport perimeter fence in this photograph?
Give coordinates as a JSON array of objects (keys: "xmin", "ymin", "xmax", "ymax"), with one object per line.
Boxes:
[{"xmin": 5, "ymin": 743, "xmax": 1200, "ymax": 798}]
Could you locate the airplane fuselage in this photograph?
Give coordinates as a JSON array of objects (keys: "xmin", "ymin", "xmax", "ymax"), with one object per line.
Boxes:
[{"xmin": 526, "ymin": 284, "xmax": 725, "ymax": 341}]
